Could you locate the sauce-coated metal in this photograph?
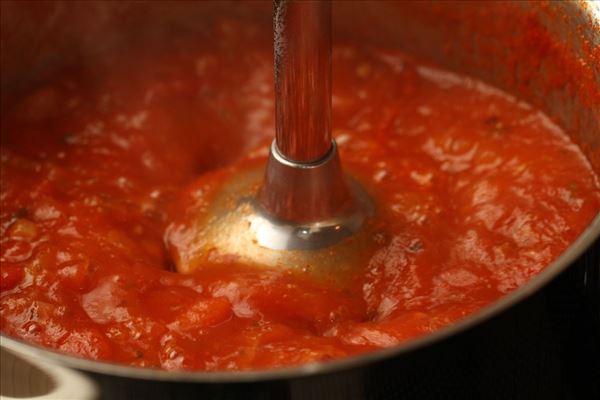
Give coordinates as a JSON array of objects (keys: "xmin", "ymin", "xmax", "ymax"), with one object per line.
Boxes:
[{"xmin": 168, "ymin": 0, "xmax": 373, "ymax": 274}]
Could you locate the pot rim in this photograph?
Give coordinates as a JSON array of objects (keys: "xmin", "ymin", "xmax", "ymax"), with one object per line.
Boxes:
[{"xmin": 2, "ymin": 212, "xmax": 599, "ymax": 383}]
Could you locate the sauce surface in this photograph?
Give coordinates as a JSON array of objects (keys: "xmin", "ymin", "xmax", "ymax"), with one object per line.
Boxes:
[{"xmin": 1, "ymin": 20, "xmax": 599, "ymax": 371}]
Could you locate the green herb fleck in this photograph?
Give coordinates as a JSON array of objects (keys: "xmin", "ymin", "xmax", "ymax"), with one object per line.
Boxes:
[
  {"xmin": 63, "ymin": 134, "xmax": 77, "ymax": 144},
  {"xmin": 408, "ymin": 240, "xmax": 424, "ymax": 253},
  {"xmin": 483, "ymin": 116, "xmax": 509, "ymax": 135},
  {"xmin": 12, "ymin": 207, "xmax": 30, "ymax": 220}
]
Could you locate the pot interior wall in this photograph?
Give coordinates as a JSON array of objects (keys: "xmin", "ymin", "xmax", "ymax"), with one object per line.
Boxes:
[{"xmin": 1, "ymin": 0, "xmax": 598, "ymax": 168}]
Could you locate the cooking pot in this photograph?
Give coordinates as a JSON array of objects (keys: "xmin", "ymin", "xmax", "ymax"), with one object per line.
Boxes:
[{"xmin": 1, "ymin": 1, "xmax": 599, "ymax": 399}]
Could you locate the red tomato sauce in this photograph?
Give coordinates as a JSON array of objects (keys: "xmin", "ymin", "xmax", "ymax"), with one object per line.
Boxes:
[{"xmin": 1, "ymin": 19, "xmax": 599, "ymax": 370}]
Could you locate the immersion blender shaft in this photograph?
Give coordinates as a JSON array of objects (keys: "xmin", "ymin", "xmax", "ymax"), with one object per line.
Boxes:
[
  {"xmin": 273, "ymin": 0, "xmax": 332, "ymax": 162},
  {"xmin": 261, "ymin": 0, "xmax": 357, "ymax": 224}
]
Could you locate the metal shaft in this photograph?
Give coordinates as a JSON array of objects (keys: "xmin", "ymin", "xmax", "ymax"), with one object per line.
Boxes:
[
  {"xmin": 262, "ymin": 0, "xmax": 354, "ymax": 224},
  {"xmin": 169, "ymin": 0, "xmax": 373, "ymax": 275},
  {"xmin": 274, "ymin": 0, "xmax": 332, "ymax": 162}
]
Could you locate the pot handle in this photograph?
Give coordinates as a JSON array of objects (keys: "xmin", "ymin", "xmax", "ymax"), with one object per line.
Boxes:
[{"xmin": 0, "ymin": 347, "xmax": 97, "ymax": 400}]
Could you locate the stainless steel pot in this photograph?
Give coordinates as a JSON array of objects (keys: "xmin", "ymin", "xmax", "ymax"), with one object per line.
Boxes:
[{"xmin": 1, "ymin": 1, "xmax": 599, "ymax": 399}]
